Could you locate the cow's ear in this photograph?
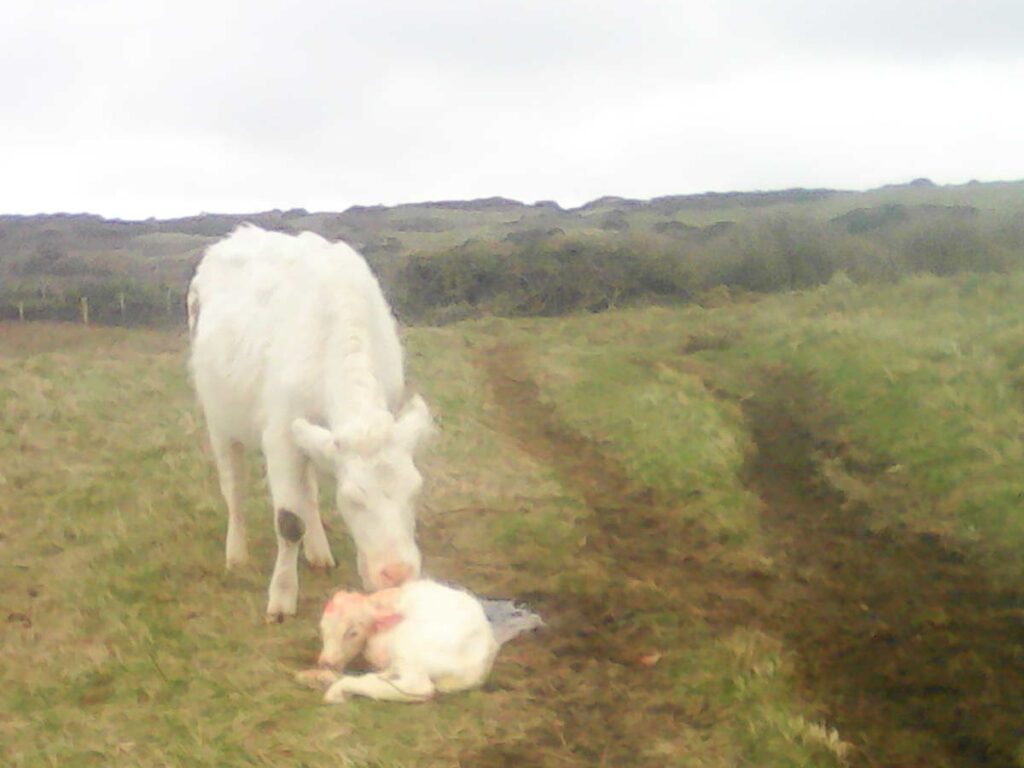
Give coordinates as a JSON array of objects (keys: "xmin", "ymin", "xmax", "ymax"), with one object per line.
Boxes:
[
  {"xmin": 394, "ymin": 395, "xmax": 435, "ymax": 453},
  {"xmin": 292, "ymin": 419, "xmax": 338, "ymax": 472}
]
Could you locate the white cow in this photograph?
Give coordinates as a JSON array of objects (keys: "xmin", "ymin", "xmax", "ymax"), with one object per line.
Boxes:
[{"xmin": 187, "ymin": 225, "xmax": 432, "ymax": 621}]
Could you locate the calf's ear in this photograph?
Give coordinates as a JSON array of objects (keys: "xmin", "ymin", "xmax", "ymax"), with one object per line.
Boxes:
[
  {"xmin": 394, "ymin": 395, "xmax": 435, "ymax": 453},
  {"xmin": 292, "ymin": 419, "xmax": 339, "ymax": 472}
]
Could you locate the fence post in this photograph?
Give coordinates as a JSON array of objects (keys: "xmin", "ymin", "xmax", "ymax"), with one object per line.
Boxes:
[
  {"xmin": 119, "ymin": 292, "xmax": 126, "ymax": 323},
  {"xmin": 18, "ymin": 301, "xmax": 24, "ymax": 322},
  {"xmin": 165, "ymin": 287, "xmax": 173, "ymax": 315},
  {"xmin": 80, "ymin": 296, "xmax": 89, "ymax": 325}
]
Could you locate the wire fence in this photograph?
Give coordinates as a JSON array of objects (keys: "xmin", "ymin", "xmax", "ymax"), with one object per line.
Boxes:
[{"xmin": 0, "ymin": 286, "xmax": 188, "ymax": 327}]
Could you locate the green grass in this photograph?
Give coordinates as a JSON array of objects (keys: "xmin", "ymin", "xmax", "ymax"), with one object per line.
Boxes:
[
  {"xmin": 0, "ymin": 325, "xmax": 573, "ymax": 767},
  {"xmin": 4, "ymin": 271, "xmax": 1024, "ymax": 765},
  {"xmin": 705, "ymin": 273, "xmax": 1024, "ymax": 576},
  {"xmin": 479, "ymin": 272, "xmax": 1024, "ymax": 578}
]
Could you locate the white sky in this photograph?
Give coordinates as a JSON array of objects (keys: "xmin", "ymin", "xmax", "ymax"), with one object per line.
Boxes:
[{"xmin": 3, "ymin": 0, "xmax": 1023, "ymax": 219}]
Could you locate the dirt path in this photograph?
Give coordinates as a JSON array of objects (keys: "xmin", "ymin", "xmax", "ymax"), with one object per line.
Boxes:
[
  {"xmin": 464, "ymin": 345, "xmax": 762, "ymax": 767},
  {"xmin": 742, "ymin": 367, "xmax": 1024, "ymax": 767},
  {"xmin": 469, "ymin": 343, "xmax": 1024, "ymax": 767}
]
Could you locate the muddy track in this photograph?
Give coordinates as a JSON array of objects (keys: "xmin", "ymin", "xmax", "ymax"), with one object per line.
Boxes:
[
  {"xmin": 464, "ymin": 344, "xmax": 762, "ymax": 767},
  {"xmin": 743, "ymin": 368, "xmax": 1024, "ymax": 767},
  {"xmin": 468, "ymin": 343, "xmax": 1024, "ymax": 767}
]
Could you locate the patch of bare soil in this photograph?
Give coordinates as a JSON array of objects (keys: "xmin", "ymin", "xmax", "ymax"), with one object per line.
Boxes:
[
  {"xmin": 460, "ymin": 345, "xmax": 764, "ymax": 767},
  {"xmin": 744, "ymin": 367, "xmax": 1024, "ymax": 767}
]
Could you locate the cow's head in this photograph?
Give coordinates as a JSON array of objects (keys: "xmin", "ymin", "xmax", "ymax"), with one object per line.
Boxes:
[{"xmin": 292, "ymin": 395, "xmax": 433, "ymax": 590}]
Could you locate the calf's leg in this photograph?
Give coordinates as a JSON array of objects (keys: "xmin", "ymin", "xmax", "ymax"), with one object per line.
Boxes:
[{"xmin": 324, "ymin": 668, "xmax": 435, "ymax": 703}]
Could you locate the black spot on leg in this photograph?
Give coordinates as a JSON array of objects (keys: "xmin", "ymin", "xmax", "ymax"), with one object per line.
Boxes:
[{"xmin": 277, "ymin": 509, "xmax": 305, "ymax": 543}]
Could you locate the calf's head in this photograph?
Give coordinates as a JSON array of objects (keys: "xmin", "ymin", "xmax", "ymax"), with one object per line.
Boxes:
[
  {"xmin": 317, "ymin": 591, "xmax": 374, "ymax": 669},
  {"xmin": 317, "ymin": 588, "xmax": 404, "ymax": 670},
  {"xmin": 293, "ymin": 395, "xmax": 433, "ymax": 590}
]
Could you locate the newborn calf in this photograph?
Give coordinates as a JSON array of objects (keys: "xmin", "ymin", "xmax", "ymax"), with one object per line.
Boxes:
[{"xmin": 298, "ymin": 579, "xmax": 499, "ymax": 703}]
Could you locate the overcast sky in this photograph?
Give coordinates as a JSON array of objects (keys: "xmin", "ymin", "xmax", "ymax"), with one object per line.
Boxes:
[{"xmin": 3, "ymin": 0, "xmax": 1023, "ymax": 219}]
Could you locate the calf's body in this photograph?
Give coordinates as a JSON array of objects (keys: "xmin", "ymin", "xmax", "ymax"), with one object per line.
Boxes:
[{"xmin": 302, "ymin": 579, "xmax": 499, "ymax": 703}]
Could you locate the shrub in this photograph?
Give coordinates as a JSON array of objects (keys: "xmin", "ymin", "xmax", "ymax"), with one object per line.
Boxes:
[
  {"xmin": 900, "ymin": 219, "xmax": 1006, "ymax": 275},
  {"xmin": 5, "ymin": 205, "xmax": 1022, "ymax": 328},
  {"xmin": 693, "ymin": 217, "xmax": 837, "ymax": 293},
  {"xmin": 388, "ymin": 233, "xmax": 697, "ymax": 323}
]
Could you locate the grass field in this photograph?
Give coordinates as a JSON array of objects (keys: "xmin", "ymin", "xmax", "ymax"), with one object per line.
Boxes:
[{"xmin": 3, "ymin": 271, "xmax": 1024, "ymax": 766}]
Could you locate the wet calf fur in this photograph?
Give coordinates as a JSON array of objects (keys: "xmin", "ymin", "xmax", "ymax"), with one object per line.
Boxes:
[{"xmin": 298, "ymin": 580, "xmax": 499, "ymax": 703}]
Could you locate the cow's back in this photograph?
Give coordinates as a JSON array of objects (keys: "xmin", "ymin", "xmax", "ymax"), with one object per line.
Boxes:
[{"xmin": 188, "ymin": 226, "xmax": 404, "ymax": 445}]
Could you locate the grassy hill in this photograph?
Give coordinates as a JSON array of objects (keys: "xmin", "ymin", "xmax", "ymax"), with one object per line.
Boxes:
[
  {"xmin": 2, "ymin": 178, "xmax": 1022, "ymax": 324},
  {"xmin": 4, "ymin": 271, "xmax": 1024, "ymax": 766}
]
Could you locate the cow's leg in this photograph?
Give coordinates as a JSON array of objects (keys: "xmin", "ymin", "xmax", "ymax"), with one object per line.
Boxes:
[
  {"xmin": 300, "ymin": 462, "xmax": 335, "ymax": 570},
  {"xmin": 210, "ymin": 434, "xmax": 248, "ymax": 569},
  {"xmin": 263, "ymin": 426, "xmax": 308, "ymax": 621},
  {"xmin": 324, "ymin": 668, "xmax": 435, "ymax": 704}
]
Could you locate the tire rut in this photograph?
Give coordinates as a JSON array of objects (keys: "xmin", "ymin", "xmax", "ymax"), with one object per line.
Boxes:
[
  {"xmin": 463, "ymin": 344, "xmax": 761, "ymax": 767},
  {"xmin": 469, "ymin": 342, "xmax": 1024, "ymax": 766},
  {"xmin": 743, "ymin": 367, "xmax": 1024, "ymax": 768}
]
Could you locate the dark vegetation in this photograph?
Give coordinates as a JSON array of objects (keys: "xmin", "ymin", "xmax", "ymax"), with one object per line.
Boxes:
[{"xmin": 1, "ymin": 179, "xmax": 1022, "ymax": 325}]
